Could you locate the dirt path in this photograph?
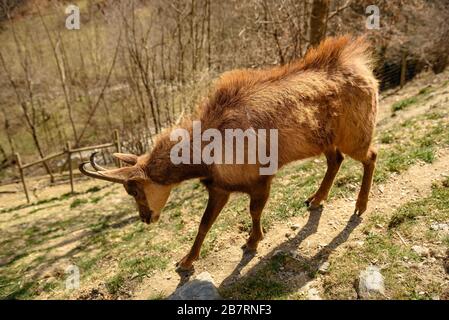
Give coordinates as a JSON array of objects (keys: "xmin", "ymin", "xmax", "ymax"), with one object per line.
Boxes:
[{"xmin": 132, "ymin": 147, "xmax": 449, "ymax": 299}]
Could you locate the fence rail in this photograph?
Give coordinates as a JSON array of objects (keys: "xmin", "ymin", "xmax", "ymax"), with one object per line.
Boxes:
[{"xmin": 15, "ymin": 129, "xmax": 121, "ymax": 203}]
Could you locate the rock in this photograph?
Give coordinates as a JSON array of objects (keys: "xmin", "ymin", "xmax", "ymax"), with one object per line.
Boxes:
[
  {"xmin": 290, "ymin": 224, "xmax": 300, "ymax": 231},
  {"xmin": 318, "ymin": 262, "xmax": 330, "ymax": 274},
  {"xmin": 412, "ymin": 245, "xmax": 430, "ymax": 257},
  {"xmin": 430, "ymin": 222, "xmax": 449, "ymax": 232},
  {"xmin": 307, "ymin": 287, "xmax": 322, "ymax": 300},
  {"xmin": 285, "ymin": 232, "xmax": 293, "ymax": 239},
  {"xmin": 288, "ymin": 250, "xmax": 299, "ymax": 260},
  {"xmin": 273, "ymin": 249, "xmax": 286, "ymax": 257},
  {"xmin": 302, "ymin": 282, "xmax": 322, "ymax": 300},
  {"xmin": 168, "ymin": 272, "xmax": 222, "ymax": 300},
  {"xmin": 347, "ymin": 240, "xmax": 364, "ymax": 249},
  {"xmin": 357, "ymin": 266, "xmax": 385, "ymax": 299}
]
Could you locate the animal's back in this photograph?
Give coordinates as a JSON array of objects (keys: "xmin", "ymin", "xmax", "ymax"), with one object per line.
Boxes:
[{"xmin": 201, "ymin": 35, "xmax": 378, "ymax": 167}]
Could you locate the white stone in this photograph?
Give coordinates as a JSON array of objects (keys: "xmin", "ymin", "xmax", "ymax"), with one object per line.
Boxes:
[
  {"xmin": 412, "ymin": 245, "xmax": 430, "ymax": 257},
  {"xmin": 307, "ymin": 288, "xmax": 322, "ymax": 300},
  {"xmin": 430, "ymin": 222, "xmax": 449, "ymax": 232},
  {"xmin": 169, "ymin": 272, "xmax": 222, "ymax": 300},
  {"xmin": 318, "ymin": 262, "xmax": 330, "ymax": 274},
  {"xmin": 357, "ymin": 266, "xmax": 385, "ymax": 299}
]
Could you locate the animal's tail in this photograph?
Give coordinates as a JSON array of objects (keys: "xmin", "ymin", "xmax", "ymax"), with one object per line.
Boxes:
[{"xmin": 298, "ymin": 35, "xmax": 377, "ymax": 75}]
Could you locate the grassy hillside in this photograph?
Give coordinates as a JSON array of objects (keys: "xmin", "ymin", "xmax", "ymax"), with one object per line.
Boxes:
[{"xmin": 1, "ymin": 68, "xmax": 448, "ymax": 299}]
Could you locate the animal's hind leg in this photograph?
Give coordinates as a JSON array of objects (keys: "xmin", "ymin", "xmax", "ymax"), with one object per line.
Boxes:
[
  {"xmin": 245, "ymin": 180, "xmax": 271, "ymax": 252},
  {"xmin": 306, "ymin": 147, "xmax": 344, "ymax": 209},
  {"xmin": 354, "ymin": 147, "xmax": 377, "ymax": 215}
]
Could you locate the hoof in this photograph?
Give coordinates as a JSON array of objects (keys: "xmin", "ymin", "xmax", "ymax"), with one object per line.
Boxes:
[
  {"xmin": 175, "ymin": 257, "xmax": 195, "ymax": 273},
  {"xmin": 307, "ymin": 203, "xmax": 323, "ymax": 213},
  {"xmin": 175, "ymin": 263, "xmax": 194, "ymax": 274},
  {"xmin": 354, "ymin": 202, "xmax": 367, "ymax": 216},
  {"xmin": 305, "ymin": 196, "xmax": 323, "ymax": 211},
  {"xmin": 241, "ymin": 243, "xmax": 258, "ymax": 254}
]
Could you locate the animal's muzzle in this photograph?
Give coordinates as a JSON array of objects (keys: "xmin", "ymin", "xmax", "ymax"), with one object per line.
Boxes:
[{"xmin": 138, "ymin": 204, "xmax": 153, "ymax": 224}]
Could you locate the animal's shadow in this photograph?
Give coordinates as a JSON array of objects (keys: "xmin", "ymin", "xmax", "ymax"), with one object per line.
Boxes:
[{"xmin": 175, "ymin": 206, "xmax": 361, "ymax": 297}]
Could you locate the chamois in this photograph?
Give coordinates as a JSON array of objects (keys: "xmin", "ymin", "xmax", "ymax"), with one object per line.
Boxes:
[{"xmin": 80, "ymin": 35, "xmax": 379, "ymax": 270}]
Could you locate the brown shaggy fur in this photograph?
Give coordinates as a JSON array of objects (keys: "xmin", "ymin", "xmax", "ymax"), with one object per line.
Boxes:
[{"xmin": 85, "ymin": 35, "xmax": 379, "ymax": 271}]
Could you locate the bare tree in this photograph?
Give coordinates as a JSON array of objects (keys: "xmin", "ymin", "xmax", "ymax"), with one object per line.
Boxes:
[
  {"xmin": 0, "ymin": 18, "xmax": 54, "ymax": 181},
  {"xmin": 309, "ymin": 0, "xmax": 330, "ymax": 47}
]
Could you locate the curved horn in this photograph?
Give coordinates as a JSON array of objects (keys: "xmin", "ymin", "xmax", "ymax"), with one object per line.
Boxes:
[
  {"xmin": 90, "ymin": 152, "xmax": 108, "ymax": 171},
  {"xmin": 79, "ymin": 162, "xmax": 126, "ymax": 184}
]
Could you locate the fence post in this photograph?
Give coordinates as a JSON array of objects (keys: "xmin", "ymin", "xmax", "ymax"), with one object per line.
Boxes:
[
  {"xmin": 15, "ymin": 153, "xmax": 30, "ymax": 203},
  {"xmin": 66, "ymin": 141, "xmax": 74, "ymax": 194},
  {"xmin": 400, "ymin": 50, "xmax": 407, "ymax": 88},
  {"xmin": 114, "ymin": 129, "xmax": 121, "ymax": 167}
]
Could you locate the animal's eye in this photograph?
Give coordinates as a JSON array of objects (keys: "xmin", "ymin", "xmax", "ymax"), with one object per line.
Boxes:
[{"xmin": 125, "ymin": 182, "xmax": 138, "ymax": 197}]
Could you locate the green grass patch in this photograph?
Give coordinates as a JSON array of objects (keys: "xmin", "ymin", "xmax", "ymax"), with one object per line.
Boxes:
[
  {"xmin": 86, "ymin": 186, "xmax": 102, "ymax": 193},
  {"xmin": 392, "ymin": 97, "xmax": 418, "ymax": 112},
  {"xmin": 389, "ymin": 177, "xmax": 449, "ymax": 229},
  {"xmin": 0, "ymin": 185, "xmax": 108, "ymax": 214},
  {"xmin": 418, "ymin": 86, "xmax": 434, "ymax": 97},
  {"xmin": 380, "ymin": 131, "xmax": 395, "ymax": 144},
  {"xmin": 105, "ymin": 274, "xmax": 126, "ymax": 295},
  {"xmin": 0, "ymin": 274, "xmax": 47, "ymax": 300},
  {"xmin": 0, "ymin": 192, "xmax": 74, "ymax": 214},
  {"xmin": 391, "ymin": 85, "xmax": 436, "ymax": 114},
  {"xmin": 121, "ymin": 255, "xmax": 168, "ymax": 277},
  {"xmin": 105, "ymin": 254, "xmax": 169, "ymax": 295},
  {"xmin": 70, "ymin": 198, "xmax": 89, "ymax": 209}
]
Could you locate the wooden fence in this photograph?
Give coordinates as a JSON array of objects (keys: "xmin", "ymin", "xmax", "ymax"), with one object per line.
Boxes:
[{"xmin": 15, "ymin": 130, "xmax": 121, "ymax": 203}]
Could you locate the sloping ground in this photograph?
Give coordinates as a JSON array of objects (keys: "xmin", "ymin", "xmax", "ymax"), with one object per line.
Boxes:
[{"xmin": 0, "ymin": 69, "xmax": 448, "ymax": 300}]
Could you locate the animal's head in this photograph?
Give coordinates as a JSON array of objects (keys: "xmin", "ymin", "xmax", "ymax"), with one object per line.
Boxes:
[{"xmin": 79, "ymin": 152, "xmax": 174, "ymax": 224}]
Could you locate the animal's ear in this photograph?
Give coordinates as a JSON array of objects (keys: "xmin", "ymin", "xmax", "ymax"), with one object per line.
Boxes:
[{"xmin": 113, "ymin": 153, "xmax": 138, "ymax": 165}]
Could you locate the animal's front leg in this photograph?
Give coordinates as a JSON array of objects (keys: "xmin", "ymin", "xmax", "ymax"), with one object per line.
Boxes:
[{"xmin": 176, "ymin": 187, "xmax": 230, "ymax": 271}]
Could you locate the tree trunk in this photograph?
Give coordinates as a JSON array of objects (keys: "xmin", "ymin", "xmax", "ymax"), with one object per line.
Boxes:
[
  {"xmin": 1, "ymin": 109, "xmax": 16, "ymax": 155},
  {"xmin": 309, "ymin": 0, "xmax": 330, "ymax": 47}
]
